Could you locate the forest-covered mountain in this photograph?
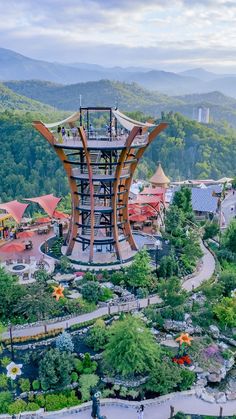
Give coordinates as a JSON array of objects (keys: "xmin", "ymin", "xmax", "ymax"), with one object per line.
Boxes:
[
  {"xmin": 137, "ymin": 112, "xmax": 236, "ymax": 181},
  {"xmin": 3, "ymin": 79, "xmax": 183, "ymax": 114},
  {"xmin": 4, "ymin": 80, "xmax": 236, "ymax": 129},
  {"xmin": 2, "ymin": 47, "xmax": 236, "ymax": 96},
  {"xmin": 0, "ymin": 83, "xmax": 54, "ymax": 112},
  {"xmin": 0, "ymin": 110, "xmax": 236, "ymax": 203}
]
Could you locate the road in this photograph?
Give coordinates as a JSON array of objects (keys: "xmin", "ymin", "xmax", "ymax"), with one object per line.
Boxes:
[
  {"xmin": 45, "ymin": 394, "xmax": 236, "ymax": 419},
  {"xmin": 221, "ymin": 191, "xmax": 236, "ymax": 228}
]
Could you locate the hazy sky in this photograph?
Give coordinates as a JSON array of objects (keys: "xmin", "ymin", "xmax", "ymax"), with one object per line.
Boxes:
[{"xmin": 1, "ymin": 0, "xmax": 236, "ymax": 71}]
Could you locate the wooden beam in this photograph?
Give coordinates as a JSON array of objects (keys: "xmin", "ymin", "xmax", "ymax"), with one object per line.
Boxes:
[{"xmin": 78, "ymin": 127, "xmax": 95, "ymax": 263}]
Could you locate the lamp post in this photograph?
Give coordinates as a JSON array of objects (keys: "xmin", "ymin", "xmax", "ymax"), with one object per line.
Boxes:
[{"xmin": 155, "ymin": 239, "xmax": 161, "ymax": 277}]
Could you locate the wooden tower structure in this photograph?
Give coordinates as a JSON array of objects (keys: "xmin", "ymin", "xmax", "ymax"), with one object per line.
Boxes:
[{"xmin": 33, "ymin": 107, "xmax": 167, "ymax": 266}]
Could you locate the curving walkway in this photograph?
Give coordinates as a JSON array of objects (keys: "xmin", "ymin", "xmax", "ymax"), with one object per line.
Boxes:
[
  {"xmin": 45, "ymin": 394, "xmax": 236, "ymax": 419},
  {"xmin": 183, "ymin": 240, "xmax": 215, "ymax": 291},
  {"xmin": 2, "ymin": 241, "xmax": 215, "ymax": 340}
]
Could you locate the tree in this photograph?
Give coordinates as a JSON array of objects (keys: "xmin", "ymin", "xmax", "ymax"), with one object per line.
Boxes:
[
  {"xmin": 218, "ymin": 271, "xmax": 236, "ymax": 296},
  {"xmin": 213, "ymin": 297, "xmax": 236, "ymax": 328},
  {"xmin": 103, "ymin": 315, "xmax": 160, "ymax": 378},
  {"xmin": 86, "ymin": 319, "xmax": 109, "ymax": 351},
  {"xmin": 203, "ymin": 221, "xmax": 220, "ymax": 240},
  {"xmin": 158, "ymin": 254, "xmax": 178, "ymax": 278},
  {"xmin": 223, "ymin": 219, "xmax": 236, "ymax": 253},
  {"xmin": 165, "ymin": 205, "xmax": 185, "ymax": 238},
  {"xmin": 172, "ymin": 186, "xmax": 193, "ymax": 220},
  {"xmin": 81, "ymin": 281, "xmax": 100, "ymax": 303},
  {"xmin": 78, "ymin": 373, "xmax": 99, "ymax": 401},
  {"xmin": 145, "ymin": 354, "xmax": 182, "ymax": 395},
  {"xmin": 15, "ymin": 285, "xmax": 59, "ymax": 322},
  {"xmin": 157, "ymin": 276, "xmax": 187, "ymax": 307},
  {"xmin": 55, "ymin": 331, "xmax": 74, "ymax": 352},
  {"xmin": 0, "ymin": 267, "xmax": 26, "ymax": 321},
  {"xmin": 39, "ymin": 348, "xmax": 73, "ymax": 390},
  {"xmin": 126, "ymin": 249, "xmax": 153, "ymax": 289}
]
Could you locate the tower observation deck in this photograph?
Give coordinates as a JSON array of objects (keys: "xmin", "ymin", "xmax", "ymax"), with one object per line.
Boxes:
[{"xmin": 33, "ymin": 107, "xmax": 167, "ymax": 266}]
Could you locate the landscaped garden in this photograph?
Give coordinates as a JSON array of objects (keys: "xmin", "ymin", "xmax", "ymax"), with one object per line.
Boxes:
[{"xmin": 0, "ymin": 186, "xmax": 235, "ymax": 414}]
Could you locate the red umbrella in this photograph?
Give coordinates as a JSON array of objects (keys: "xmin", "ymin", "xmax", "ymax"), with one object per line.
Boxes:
[
  {"xmin": 36, "ymin": 217, "xmax": 51, "ymax": 224},
  {"xmin": 1, "ymin": 242, "xmax": 25, "ymax": 253},
  {"xmin": 129, "ymin": 214, "xmax": 147, "ymax": 222},
  {"xmin": 17, "ymin": 230, "xmax": 35, "ymax": 239}
]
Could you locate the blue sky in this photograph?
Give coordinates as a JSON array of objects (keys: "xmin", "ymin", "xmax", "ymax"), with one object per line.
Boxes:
[{"xmin": 0, "ymin": 0, "xmax": 236, "ymax": 71}]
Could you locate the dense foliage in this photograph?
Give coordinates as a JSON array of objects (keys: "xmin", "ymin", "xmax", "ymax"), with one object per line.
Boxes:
[
  {"xmin": 103, "ymin": 315, "xmax": 160, "ymax": 378},
  {"xmin": 0, "ymin": 110, "xmax": 68, "ymax": 202},
  {"xmin": 140, "ymin": 112, "xmax": 236, "ymax": 180},
  {"xmin": 1, "ymin": 110, "xmax": 236, "ymax": 202}
]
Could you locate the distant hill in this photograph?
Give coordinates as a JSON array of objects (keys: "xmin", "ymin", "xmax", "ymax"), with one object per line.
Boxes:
[
  {"xmin": 0, "ymin": 82, "xmax": 54, "ymax": 112},
  {"xmin": 4, "ymin": 79, "xmax": 236, "ymax": 129},
  {"xmin": 178, "ymin": 68, "xmax": 222, "ymax": 82},
  {"xmin": 4, "ymin": 79, "xmax": 184, "ymax": 114},
  {"xmin": 4, "ymin": 47, "xmax": 236, "ymax": 97}
]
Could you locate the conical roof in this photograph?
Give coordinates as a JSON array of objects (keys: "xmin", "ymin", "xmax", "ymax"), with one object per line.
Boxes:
[{"xmin": 150, "ymin": 162, "xmax": 170, "ymax": 186}]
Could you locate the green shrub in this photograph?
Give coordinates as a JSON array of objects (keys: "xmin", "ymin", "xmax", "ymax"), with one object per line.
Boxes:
[
  {"xmin": 1, "ymin": 356, "xmax": 11, "ymax": 368},
  {"xmin": 71, "ymin": 372, "xmax": 79, "ymax": 383},
  {"xmin": 81, "ymin": 281, "xmax": 100, "ymax": 303},
  {"xmin": 110, "ymin": 271, "xmax": 125, "ymax": 285},
  {"xmin": 102, "ymin": 387, "xmax": 115, "ymax": 398},
  {"xmin": 8, "ymin": 399, "xmax": 27, "ymax": 414},
  {"xmin": 32, "ymin": 379, "xmax": 40, "ymax": 391},
  {"xmin": 35, "ymin": 394, "xmax": 45, "ymax": 407},
  {"xmin": 45, "ymin": 393, "xmax": 68, "ymax": 411},
  {"xmin": 74, "ymin": 358, "xmax": 84, "ymax": 373},
  {"xmin": 0, "ymin": 373, "xmax": 8, "ymax": 389},
  {"xmin": 67, "ymin": 390, "xmax": 80, "ymax": 407},
  {"xmin": 19, "ymin": 378, "xmax": 31, "ymax": 392},
  {"xmin": 27, "ymin": 402, "xmax": 40, "ymax": 411},
  {"xmin": 0, "ymin": 391, "xmax": 12, "ymax": 414},
  {"xmin": 99, "ymin": 287, "xmax": 113, "ymax": 301},
  {"xmin": 85, "ymin": 319, "xmax": 109, "ymax": 351},
  {"xmin": 222, "ymin": 350, "xmax": 232, "ymax": 360},
  {"xmin": 178, "ymin": 369, "xmax": 195, "ymax": 391},
  {"xmin": 79, "ymin": 374, "xmax": 99, "ymax": 401}
]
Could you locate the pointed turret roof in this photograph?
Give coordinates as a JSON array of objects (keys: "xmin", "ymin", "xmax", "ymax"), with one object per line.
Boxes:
[{"xmin": 150, "ymin": 162, "xmax": 170, "ymax": 186}]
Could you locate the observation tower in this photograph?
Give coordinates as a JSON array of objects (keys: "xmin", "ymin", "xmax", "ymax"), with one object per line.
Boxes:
[{"xmin": 33, "ymin": 107, "xmax": 167, "ymax": 266}]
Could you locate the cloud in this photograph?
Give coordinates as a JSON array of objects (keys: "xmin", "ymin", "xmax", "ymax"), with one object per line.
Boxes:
[{"xmin": 0, "ymin": 0, "xmax": 236, "ymax": 71}]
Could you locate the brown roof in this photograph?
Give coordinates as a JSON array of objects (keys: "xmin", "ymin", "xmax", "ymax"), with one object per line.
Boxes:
[{"xmin": 150, "ymin": 163, "xmax": 170, "ymax": 185}]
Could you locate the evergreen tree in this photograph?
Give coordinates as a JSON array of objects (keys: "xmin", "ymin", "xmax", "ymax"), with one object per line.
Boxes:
[
  {"xmin": 103, "ymin": 315, "xmax": 160, "ymax": 378},
  {"xmin": 55, "ymin": 331, "xmax": 74, "ymax": 352}
]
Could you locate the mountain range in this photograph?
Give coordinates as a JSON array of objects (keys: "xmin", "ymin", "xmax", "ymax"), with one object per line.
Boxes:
[
  {"xmin": 1, "ymin": 47, "xmax": 236, "ymax": 97},
  {"xmin": 3, "ymin": 79, "xmax": 236, "ymax": 129}
]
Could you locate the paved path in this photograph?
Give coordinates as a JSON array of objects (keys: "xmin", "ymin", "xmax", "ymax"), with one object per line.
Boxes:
[
  {"xmin": 2, "ymin": 241, "xmax": 215, "ymax": 339},
  {"xmin": 2, "ymin": 295, "xmax": 161, "ymax": 339},
  {"xmin": 182, "ymin": 240, "xmax": 215, "ymax": 291},
  {"xmin": 45, "ymin": 395, "xmax": 236, "ymax": 419},
  {"xmin": 222, "ymin": 191, "xmax": 236, "ymax": 228}
]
